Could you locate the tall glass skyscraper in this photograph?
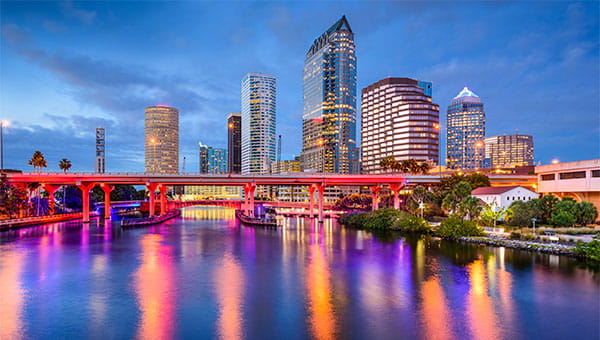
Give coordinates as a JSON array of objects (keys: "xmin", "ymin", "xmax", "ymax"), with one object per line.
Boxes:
[
  {"xmin": 446, "ymin": 87, "xmax": 485, "ymax": 169},
  {"xmin": 300, "ymin": 15, "xmax": 358, "ymax": 174},
  {"xmin": 227, "ymin": 112, "xmax": 241, "ymax": 173},
  {"xmin": 144, "ymin": 105, "xmax": 179, "ymax": 174},
  {"xmin": 241, "ymin": 73, "xmax": 276, "ymax": 174}
]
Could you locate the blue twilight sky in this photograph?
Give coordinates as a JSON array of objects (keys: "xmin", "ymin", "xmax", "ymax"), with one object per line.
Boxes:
[{"xmin": 1, "ymin": 1, "xmax": 598, "ymax": 173}]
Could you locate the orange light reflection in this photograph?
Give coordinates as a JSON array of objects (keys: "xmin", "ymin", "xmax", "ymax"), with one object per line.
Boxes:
[
  {"xmin": 0, "ymin": 249, "xmax": 26, "ymax": 339},
  {"xmin": 306, "ymin": 240, "xmax": 337, "ymax": 340},
  {"xmin": 215, "ymin": 253, "xmax": 245, "ymax": 340},
  {"xmin": 133, "ymin": 234, "xmax": 176, "ymax": 340},
  {"xmin": 467, "ymin": 259, "xmax": 501, "ymax": 340}
]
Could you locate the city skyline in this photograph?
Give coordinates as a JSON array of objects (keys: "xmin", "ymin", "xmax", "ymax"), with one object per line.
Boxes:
[{"xmin": 1, "ymin": 2, "xmax": 598, "ymax": 172}]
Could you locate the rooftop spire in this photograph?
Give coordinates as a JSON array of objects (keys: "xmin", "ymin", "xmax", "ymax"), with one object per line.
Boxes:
[{"xmin": 454, "ymin": 86, "xmax": 479, "ymax": 99}]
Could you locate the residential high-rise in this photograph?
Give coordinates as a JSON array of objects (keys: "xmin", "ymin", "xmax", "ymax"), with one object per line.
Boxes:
[
  {"xmin": 199, "ymin": 142, "xmax": 228, "ymax": 173},
  {"xmin": 272, "ymin": 156, "xmax": 302, "ymax": 174},
  {"xmin": 95, "ymin": 127, "xmax": 105, "ymax": 173},
  {"xmin": 361, "ymin": 77, "xmax": 440, "ymax": 174},
  {"xmin": 144, "ymin": 105, "xmax": 179, "ymax": 174},
  {"xmin": 446, "ymin": 87, "xmax": 485, "ymax": 169},
  {"xmin": 227, "ymin": 112, "xmax": 242, "ymax": 173},
  {"xmin": 241, "ymin": 73, "xmax": 276, "ymax": 174},
  {"xmin": 300, "ymin": 15, "xmax": 358, "ymax": 174},
  {"xmin": 485, "ymin": 134, "xmax": 534, "ymax": 168}
]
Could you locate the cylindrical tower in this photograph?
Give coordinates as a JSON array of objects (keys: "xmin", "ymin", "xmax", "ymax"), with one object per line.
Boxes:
[{"xmin": 144, "ymin": 105, "xmax": 179, "ymax": 174}]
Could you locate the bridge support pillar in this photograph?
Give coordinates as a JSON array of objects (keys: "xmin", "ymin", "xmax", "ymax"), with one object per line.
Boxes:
[
  {"xmin": 309, "ymin": 184, "xmax": 317, "ymax": 218},
  {"xmin": 370, "ymin": 185, "xmax": 381, "ymax": 211},
  {"xmin": 158, "ymin": 184, "xmax": 167, "ymax": 216},
  {"xmin": 389, "ymin": 184, "xmax": 403, "ymax": 210},
  {"xmin": 100, "ymin": 184, "xmax": 114, "ymax": 219},
  {"xmin": 243, "ymin": 183, "xmax": 256, "ymax": 217},
  {"xmin": 146, "ymin": 183, "xmax": 158, "ymax": 217},
  {"xmin": 42, "ymin": 184, "xmax": 60, "ymax": 215},
  {"xmin": 317, "ymin": 184, "xmax": 325, "ymax": 223},
  {"xmin": 77, "ymin": 182, "xmax": 96, "ymax": 223}
]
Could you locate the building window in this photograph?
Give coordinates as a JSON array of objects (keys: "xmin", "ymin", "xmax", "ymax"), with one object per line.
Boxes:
[
  {"xmin": 541, "ymin": 174, "xmax": 555, "ymax": 181},
  {"xmin": 559, "ymin": 171, "xmax": 586, "ymax": 180},
  {"xmin": 592, "ymin": 170, "xmax": 600, "ymax": 178}
]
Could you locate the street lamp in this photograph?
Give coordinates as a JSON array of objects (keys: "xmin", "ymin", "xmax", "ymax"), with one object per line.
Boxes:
[
  {"xmin": 0, "ymin": 120, "xmax": 9, "ymax": 172},
  {"xmin": 531, "ymin": 217, "xmax": 537, "ymax": 238}
]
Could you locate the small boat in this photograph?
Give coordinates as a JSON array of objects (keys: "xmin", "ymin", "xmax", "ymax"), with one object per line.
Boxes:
[
  {"xmin": 121, "ymin": 210, "xmax": 181, "ymax": 228},
  {"xmin": 235, "ymin": 209, "xmax": 278, "ymax": 227}
]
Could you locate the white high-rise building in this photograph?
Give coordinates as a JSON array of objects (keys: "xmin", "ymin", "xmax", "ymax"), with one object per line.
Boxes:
[
  {"xmin": 95, "ymin": 127, "xmax": 105, "ymax": 173},
  {"xmin": 361, "ymin": 78, "xmax": 440, "ymax": 174},
  {"xmin": 241, "ymin": 73, "xmax": 276, "ymax": 174}
]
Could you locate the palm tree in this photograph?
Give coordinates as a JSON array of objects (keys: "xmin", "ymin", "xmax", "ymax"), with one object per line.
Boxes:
[
  {"xmin": 418, "ymin": 162, "xmax": 431, "ymax": 175},
  {"xmin": 58, "ymin": 159, "xmax": 71, "ymax": 212},
  {"xmin": 28, "ymin": 150, "xmax": 47, "ymax": 173},
  {"xmin": 379, "ymin": 156, "xmax": 396, "ymax": 173},
  {"xmin": 59, "ymin": 158, "xmax": 72, "ymax": 173},
  {"xmin": 458, "ymin": 196, "xmax": 483, "ymax": 221}
]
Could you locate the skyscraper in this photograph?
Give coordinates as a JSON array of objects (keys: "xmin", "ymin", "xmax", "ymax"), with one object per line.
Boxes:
[
  {"xmin": 446, "ymin": 87, "xmax": 485, "ymax": 169},
  {"xmin": 241, "ymin": 73, "xmax": 276, "ymax": 174},
  {"xmin": 227, "ymin": 112, "xmax": 242, "ymax": 173},
  {"xmin": 199, "ymin": 142, "xmax": 228, "ymax": 173},
  {"xmin": 95, "ymin": 127, "xmax": 105, "ymax": 173},
  {"xmin": 361, "ymin": 77, "xmax": 440, "ymax": 174},
  {"xmin": 485, "ymin": 134, "xmax": 534, "ymax": 168},
  {"xmin": 144, "ymin": 105, "xmax": 179, "ymax": 174},
  {"xmin": 300, "ymin": 15, "xmax": 358, "ymax": 174}
]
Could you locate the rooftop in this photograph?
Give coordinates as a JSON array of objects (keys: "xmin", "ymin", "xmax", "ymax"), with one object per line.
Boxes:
[
  {"xmin": 454, "ymin": 86, "xmax": 479, "ymax": 99},
  {"xmin": 471, "ymin": 185, "xmax": 534, "ymax": 195}
]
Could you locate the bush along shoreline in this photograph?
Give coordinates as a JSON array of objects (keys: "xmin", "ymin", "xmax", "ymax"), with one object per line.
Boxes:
[{"xmin": 339, "ymin": 209, "xmax": 599, "ymax": 261}]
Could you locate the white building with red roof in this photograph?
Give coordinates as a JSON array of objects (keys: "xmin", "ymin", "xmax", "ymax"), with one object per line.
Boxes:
[{"xmin": 471, "ymin": 185, "xmax": 539, "ymax": 210}]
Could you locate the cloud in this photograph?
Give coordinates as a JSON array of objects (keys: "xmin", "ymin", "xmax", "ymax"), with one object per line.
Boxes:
[
  {"xmin": 61, "ymin": 1, "xmax": 97, "ymax": 25},
  {"xmin": 1, "ymin": 23, "xmax": 31, "ymax": 45}
]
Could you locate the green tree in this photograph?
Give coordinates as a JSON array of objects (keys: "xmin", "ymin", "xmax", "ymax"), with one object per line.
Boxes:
[
  {"xmin": 480, "ymin": 203, "xmax": 510, "ymax": 227},
  {"xmin": 575, "ymin": 202, "xmax": 598, "ymax": 226},
  {"xmin": 458, "ymin": 196, "xmax": 483, "ymax": 221},
  {"xmin": 28, "ymin": 150, "xmax": 47, "ymax": 173},
  {"xmin": 537, "ymin": 194, "xmax": 559, "ymax": 223},
  {"xmin": 442, "ymin": 181, "xmax": 472, "ymax": 215},
  {"xmin": 436, "ymin": 214, "xmax": 484, "ymax": 238},
  {"xmin": 439, "ymin": 173, "xmax": 491, "ymax": 192},
  {"xmin": 508, "ymin": 200, "xmax": 542, "ymax": 227},
  {"xmin": 551, "ymin": 211, "xmax": 576, "ymax": 227},
  {"xmin": 0, "ymin": 175, "xmax": 29, "ymax": 219}
]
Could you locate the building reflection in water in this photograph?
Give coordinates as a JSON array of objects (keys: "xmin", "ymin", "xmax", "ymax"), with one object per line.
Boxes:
[
  {"xmin": 419, "ymin": 258, "xmax": 453, "ymax": 340},
  {"xmin": 181, "ymin": 206, "xmax": 235, "ymax": 220},
  {"xmin": 133, "ymin": 233, "xmax": 176, "ymax": 340},
  {"xmin": 0, "ymin": 248, "xmax": 26, "ymax": 339},
  {"xmin": 306, "ymin": 231, "xmax": 337, "ymax": 340},
  {"xmin": 214, "ymin": 253, "xmax": 245, "ymax": 340},
  {"xmin": 467, "ymin": 257, "xmax": 502, "ymax": 340}
]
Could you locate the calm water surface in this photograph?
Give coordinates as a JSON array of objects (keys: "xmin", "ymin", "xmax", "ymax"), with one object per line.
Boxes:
[{"xmin": 0, "ymin": 206, "xmax": 598, "ymax": 340}]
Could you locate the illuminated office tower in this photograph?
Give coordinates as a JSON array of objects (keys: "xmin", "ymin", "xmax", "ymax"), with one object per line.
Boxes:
[
  {"xmin": 361, "ymin": 77, "xmax": 440, "ymax": 174},
  {"xmin": 241, "ymin": 73, "xmax": 276, "ymax": 174},
  {"xmin": 144, "ymin": 105, "xmax": 179, "ymax": 174},
  {"xmin": 484, "ymin": 134, "xmax": 534, "ymax": 168},
  {"xmin": 227, "ymin": 112, "xmax": 242, "ymax": 173},
  {"xmin": 95, "ymin": 127, "xmax": 105, "ymax": 173},
  {"xmin": 199, "ymin": 142, "xmax": 228, "ymax": 174},
  {"xmin": 300, "ymin": 15, "xmax": 358, "ymax": 174},
  {"xmin": 446, "ymin": 87, "xmax": 485, "ymax": 169}
]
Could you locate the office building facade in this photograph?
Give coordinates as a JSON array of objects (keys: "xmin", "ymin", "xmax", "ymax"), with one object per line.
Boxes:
[
  {"xmin": 484, "ymin": 134, "xmax": 534, "ymax": 168},
  {"xmin": 241, "ymin": 73, "xmax": 277, "ymax": 174},
  {"xmin": 144, "ymin": 105, "xmax": 179, "ymax": 174},
  {"xmin": 446, "ymin": 87, "xmax": 485, "ymax": 169},
  {"xmin": 227, "ymin": 112, "xmax": 242, "ymax": 173},
  {"xmin": 361, "ymin": 77, "xmax": 440, "ymax": 174},
  {"xmin": 300, "ymin": 15, "xmax": 358, "ymax": 174},
  {"xmin": 95, "ymin": 127, "xmax": 105, "ymax": 173},
  {"xmin": 199, "ymin": 142, "xmax": 228, "ymax": 174}
]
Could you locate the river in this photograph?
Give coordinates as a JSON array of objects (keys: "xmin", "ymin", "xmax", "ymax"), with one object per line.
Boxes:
[{"xmin": 0, "ymin": 206, "xmax": 598, "ymax": 339}]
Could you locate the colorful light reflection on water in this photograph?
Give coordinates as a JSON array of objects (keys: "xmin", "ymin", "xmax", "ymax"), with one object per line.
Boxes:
[{"xmin": 0, "ymin": 206, "xmax": 598, "ymax": 339}]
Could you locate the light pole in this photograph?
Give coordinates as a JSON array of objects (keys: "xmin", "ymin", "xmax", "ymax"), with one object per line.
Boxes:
[
  {"xmin": 531, "ymin": 218, "xmax": 537, "ymax": 238},
  {"xmin": 0, "ymin": 120, "xmax": 8, "ymax": 172}
]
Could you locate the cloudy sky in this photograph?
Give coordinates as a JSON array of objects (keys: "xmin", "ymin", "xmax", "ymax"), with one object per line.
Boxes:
[{"xmin": 1, "ymin": 1, "xmax": 598, "ymax": 173}]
